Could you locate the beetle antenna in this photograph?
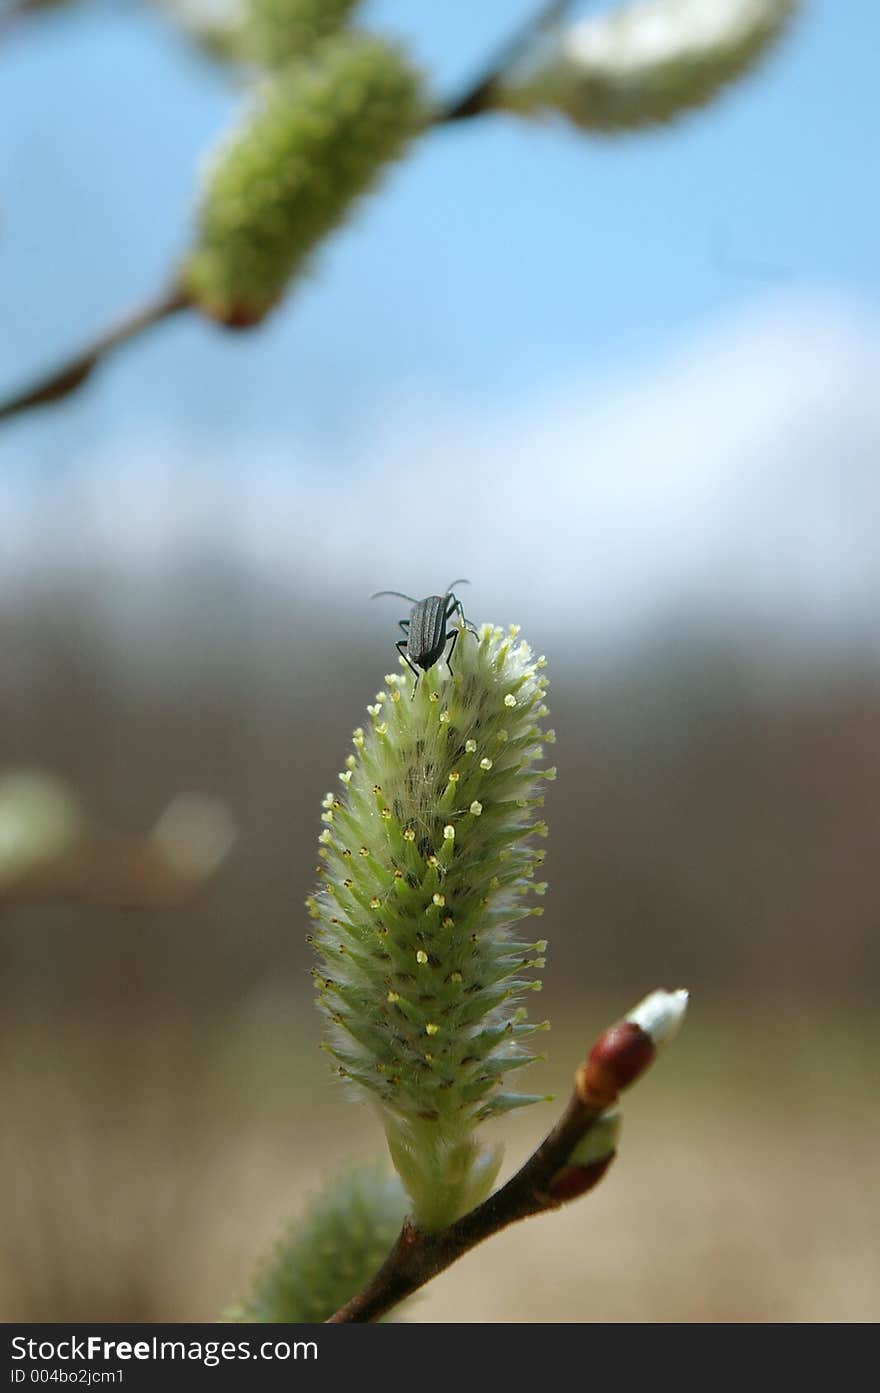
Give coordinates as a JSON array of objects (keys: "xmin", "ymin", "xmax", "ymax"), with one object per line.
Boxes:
[
  {"xmin": 444, "ymin": 577, "xmax": 470, "ymax": 594},
  {"xmin": 371, "ymin": 589, "xmax": 418, "ymax": 603}
]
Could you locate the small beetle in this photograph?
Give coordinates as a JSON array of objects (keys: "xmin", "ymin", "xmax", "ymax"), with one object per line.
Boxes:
[{"xmin": 371, "ymin": 578, "xmax": 477, "ymax": 694}]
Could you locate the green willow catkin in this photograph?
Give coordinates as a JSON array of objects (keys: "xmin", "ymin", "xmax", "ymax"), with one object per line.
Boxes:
[
  {"xmin": 308, "ymin": 623, "xmax": 556, "ymax": 1231},
  {"xmin": 229, "ymin": 1166, "xmax": 408, "ymax": 1322},
  {"xmin": 243, "ymin": 0, "xmax": 361, "ymax": 68},
  {"xmin": 183, "ymin": 35, "xmax": 425, "ymax": 326}
]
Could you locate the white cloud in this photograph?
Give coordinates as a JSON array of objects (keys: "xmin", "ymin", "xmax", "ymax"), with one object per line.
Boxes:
[{"xmin": 3, "ymin": 289, "xmax": 880, "ymax": 649}]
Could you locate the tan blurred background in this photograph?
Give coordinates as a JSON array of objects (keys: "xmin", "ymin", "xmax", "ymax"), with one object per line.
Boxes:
[
  {"xmin": 2, "ymin": 0, "xmax": 879, "ymax": 1322},
  {"xmin": 2, "ymin": 583, "xmax": 878, "ymax": 1321}
]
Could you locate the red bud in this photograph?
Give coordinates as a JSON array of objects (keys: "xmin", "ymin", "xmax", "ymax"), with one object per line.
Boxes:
[
  {"xmin": 577, "ymin": 1021, "xmax": 656, "ymax": 1104},
  {"xmin": 548, "ymin": 1155, "xmax": 614, "ymax": 1204}
]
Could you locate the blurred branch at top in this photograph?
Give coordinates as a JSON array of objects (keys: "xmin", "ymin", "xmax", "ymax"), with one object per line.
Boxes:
[
  {"xmin": 0, "ymin": 770, "xmax": 236, "ymax": 907},
  {"xmin": 0, "ymin": 0, "xmax": 70, "ymax": 41},
  {"xmin": 0, "ymin": 0, "xmax": 800, "ymax": 426}
]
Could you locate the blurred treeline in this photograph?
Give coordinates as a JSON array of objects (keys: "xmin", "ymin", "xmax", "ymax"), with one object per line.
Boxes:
[{"xmin": 3, "ymin": 560, "xmax": 877, "ymax": 1018}]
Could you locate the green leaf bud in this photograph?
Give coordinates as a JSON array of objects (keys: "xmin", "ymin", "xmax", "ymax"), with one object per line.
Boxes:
[
  {"xmin": 183, "ymin": 35, "xmax": 425, "ymax": 326},
  {"xmin": 310, "ymin": 623, "xmax": 555, "ymax": 1231},
  {"xmin": 227, "ymin": 1165, "xmax": 407, "ymax": 1322},
  {"xmin": 494, "ymin": 0, "xmax": 799, "ymax": 133}
]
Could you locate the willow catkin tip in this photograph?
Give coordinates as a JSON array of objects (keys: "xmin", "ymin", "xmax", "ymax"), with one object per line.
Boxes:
[{"xmin": 243, "ymin": 0, "xmax": 361, "ymax": 68}]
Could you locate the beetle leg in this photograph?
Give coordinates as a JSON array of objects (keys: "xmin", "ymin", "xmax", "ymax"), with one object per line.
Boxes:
[
  {"xmin": 445, "ymin": 626, "xmax": 459, "ymax": 677},
  {"xmin": 397, "ymin": 619, "xmax": 410, "ymax": 634},
  {"xmin": 396, "ymin": 639, "xmax": 420, "ymax": 696},
  {"xmin": 450, "ymin": 598, "xmax": 478, "ymax": 637}
]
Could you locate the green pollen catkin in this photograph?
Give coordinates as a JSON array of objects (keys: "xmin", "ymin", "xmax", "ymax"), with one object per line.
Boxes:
[
  {"xmin": 243, "ymin": 0, "xmax": 361, "ymax": 68},
  {"xmin": 183, "ymin": 35, "xmax": 425, "ymax": 326},
  {"xmin": 309, "ymin": 623, "xmax": 556, "ymax": 1231},
  {"xmin": 227, "ymin": 1166, "xmax": 408, "ymax": 1322}
]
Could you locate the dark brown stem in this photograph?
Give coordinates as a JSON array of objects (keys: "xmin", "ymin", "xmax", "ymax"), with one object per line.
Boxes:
[
  {"xmin": 0, "ymin": 283, "xmax": 189, "ymax": 424},
  {"xmin": 328, "ymin": 1080, "xmax": 615, "ymax": 1323},
  {"xmin": 434, "ymin": 0, "xmax": 574, "ymax": 124},
  {"xmin": 0, "ymin": 0, "xmax": 61, "ymax": 43}
]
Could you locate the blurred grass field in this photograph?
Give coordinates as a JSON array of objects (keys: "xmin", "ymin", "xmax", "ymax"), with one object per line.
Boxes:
[{"xmin": 3, "ymin": 997, "xmax": 877, "ymax": 1323}]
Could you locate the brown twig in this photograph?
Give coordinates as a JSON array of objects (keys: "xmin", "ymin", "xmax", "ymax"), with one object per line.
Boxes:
[
  {"xmin": 0, "ymin": 3, "xmax": 577, "ymax": 428},
  {"xmin": 0, "ymin": 283, "xmax": 188, "ymax": 425},
  {"xmin": 0, "ymin": 778, "xmax": 235, "ymax": 908},
  {"xmin": 327, "ymin": 1097, "xmax": 610, "ymax": 1323},
  {"xmin": 434, "ymin": 0, "xmax": 574, "ymax": 125},
  {"xmin": 328, "ymin": 997, "xmax": 683, "ymax": 1323},
  {"xmin": 0, "ymin": 0, "xmax": 63, "ymax": 42},
  {"xmin": 4, "ymin": 834, "xmax": 220, "ymax": 907}
]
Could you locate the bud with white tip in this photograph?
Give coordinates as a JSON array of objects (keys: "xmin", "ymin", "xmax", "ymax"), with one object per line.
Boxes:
[
  {"xmin": 626, "ymin": 987, "xmax": 689, "ymax": 1049},
  {"xmin": 577, "ymin": 986, "xmax": 689, "ymax": 1106},
  {"xmin": 494, "ymin": 0, "xmax": 799, "ymax": 133}
]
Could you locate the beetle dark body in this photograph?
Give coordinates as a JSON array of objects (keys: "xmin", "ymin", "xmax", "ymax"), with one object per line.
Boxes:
[{"xmin": 371, "ymin": 579, "xmax": 477, "ymax": 694}]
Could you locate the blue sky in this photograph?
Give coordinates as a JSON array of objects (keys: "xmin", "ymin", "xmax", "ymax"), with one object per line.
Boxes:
[{"xmin": 0, "ymin": 0, "xmax": 879, "ymax": 646}]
